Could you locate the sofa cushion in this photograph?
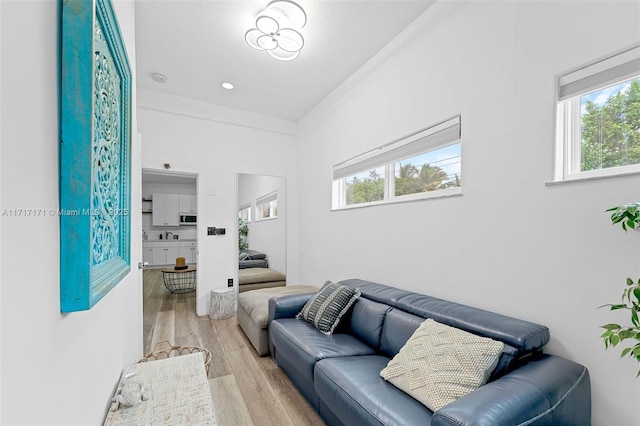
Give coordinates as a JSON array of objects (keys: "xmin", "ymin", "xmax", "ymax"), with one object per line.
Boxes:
[
  {"xmin": 344, "ymin": 297, "xmax": 390, "ymax": 351},
  {"xmin": 395, "ymin": 293, "xmax": 549, "ymax": 355},
  {"xmin": 297, "ymin": 281, "xmax": 360, "ymax": 335},
  {"xmin": 340, "ymin": 279, "xmax": 414, "ymax": 307},
  {"xmin": 270, "ymin": 318, "xmax": 375, "ymax": 382},
  {"xmin": 380, "ymin": 319, "xmax": 504, "ymax": 412},
  {"xmin": 240, "ymin": 249, "xmax": 267, "ymax": 260},
  {"xmin": 239, "ymin": 268, "xmax": 285, "ymax": 286},
  {"xmin": 315, "ymin": 355, "xmax": 434, "ymax": 426},
  {"xmin": 239, "ymin": 285, "xmax": 318, "ymax": 328},
  {"xmin": 239, "ymin": 259, "xmax": 268, "ymax": 269},
  {"xmin": 379, "ymin": 308, "xmax": 425, "ymax": 358}
]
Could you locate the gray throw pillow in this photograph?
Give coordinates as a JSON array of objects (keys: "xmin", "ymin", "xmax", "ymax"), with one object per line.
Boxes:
[{"xmin": 296, "ymin": 281, "xmax": 360, "ymax": 335}]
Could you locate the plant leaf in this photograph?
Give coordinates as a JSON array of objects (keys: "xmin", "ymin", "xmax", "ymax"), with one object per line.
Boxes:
[
  {"xmin": 601, "ymin": 323, "xmax": 622, "ymax": 330},
  {"xmin": 611, "ymin": 335, "xmax": 621, "ymax": 346}
]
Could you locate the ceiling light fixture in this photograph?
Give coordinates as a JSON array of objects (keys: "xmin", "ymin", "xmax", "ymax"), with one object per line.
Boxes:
[
  {"xmin": 245, "ymin": 0, "xmax": 307, "ymax": 62},
  {"xmin": 221, "ymin": 82, "xmax": 234, "ymax": 90}
]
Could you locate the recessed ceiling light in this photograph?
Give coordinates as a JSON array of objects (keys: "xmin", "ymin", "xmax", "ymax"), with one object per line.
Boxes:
[
  {"xmin": 221, "ymin": 82, "xmax": 234, "ymax": 90},
  {"xmin": 151, "ymin": 72, "xmax": 167, "ymax": 83}
]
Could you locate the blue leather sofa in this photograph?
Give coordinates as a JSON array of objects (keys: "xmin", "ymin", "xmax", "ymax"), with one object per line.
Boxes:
[{"xmin": 268, "ymin": 279, "xmax": 591, "ymax": 425}]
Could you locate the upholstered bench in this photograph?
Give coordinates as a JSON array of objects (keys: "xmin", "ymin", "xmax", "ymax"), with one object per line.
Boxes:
[
  {"xmin": 237, "ymin": 285, "xmax": 318, "ymax": 356},
  {"xmin": 238, "ymin": 268, "xmax": 287, "ymax": 293}
]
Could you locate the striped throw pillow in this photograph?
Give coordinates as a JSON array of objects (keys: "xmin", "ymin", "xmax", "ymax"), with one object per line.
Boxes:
[{"xmin": 296, "ymin": 281, "xmax": 360, "ymax": 335}]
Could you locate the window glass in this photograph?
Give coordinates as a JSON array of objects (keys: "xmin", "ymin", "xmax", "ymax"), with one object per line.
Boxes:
[
  {"xmin": 580, "ymin": 78, "xmax": 640, "ymax": 172},
  {"xmin": 395, "ymin": 143, "xmax": 461, "ymax": 197},
  {"xmin": 238, "ymin": 205, "xmax": 251, "ymax": 222},
  {"xmin": 256, "ymin": 199, "xmax": 277, "ymax": 220},
  {"xmin": 344, "ymin": 166, "xmax": 385, "ymax": 206}
]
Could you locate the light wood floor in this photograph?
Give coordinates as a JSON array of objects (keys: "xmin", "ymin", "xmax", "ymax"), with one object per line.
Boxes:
[{"xmin": 143, "ymin": 269, "xmax": 325, "ymax": 426}]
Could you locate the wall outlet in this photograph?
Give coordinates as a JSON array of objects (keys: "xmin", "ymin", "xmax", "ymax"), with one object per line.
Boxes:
[
  {"xmin": 227, "ymin": 278, "xmax": 233, "ymax": 287},
  {"xmin": 207, "ymin": 227, "xmax": 216, "ymax": 236}
]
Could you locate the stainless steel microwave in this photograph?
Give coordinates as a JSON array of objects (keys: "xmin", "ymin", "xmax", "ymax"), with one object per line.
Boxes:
[{"xmin": 179, "ymin": 214, "xmax": 197, "ymax": 225}]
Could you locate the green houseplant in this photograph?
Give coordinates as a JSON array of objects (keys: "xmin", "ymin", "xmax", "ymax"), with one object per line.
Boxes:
[
  {"xmin": 600, "ymin": 202, "xmax": 640, "ymax": 376},
  {"xmin": 238, "ymin": 218, "xmax": 249, "ymax": 252}
]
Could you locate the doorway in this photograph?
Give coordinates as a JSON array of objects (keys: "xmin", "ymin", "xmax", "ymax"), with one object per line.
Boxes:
[{"xmin": 141, "ymin": 169, "xmax": 199, "ymax": 352}]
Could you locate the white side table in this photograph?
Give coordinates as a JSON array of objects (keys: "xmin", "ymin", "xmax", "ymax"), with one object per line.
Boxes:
[{"xmin": 209, "ymin": 287, "xmax": 236, "ymax": 320}]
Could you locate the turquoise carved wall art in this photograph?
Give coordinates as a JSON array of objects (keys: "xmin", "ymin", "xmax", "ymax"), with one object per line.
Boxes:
[{"xmin": 60, "ymin": 0, "xmax": 131, "ymax": 312}]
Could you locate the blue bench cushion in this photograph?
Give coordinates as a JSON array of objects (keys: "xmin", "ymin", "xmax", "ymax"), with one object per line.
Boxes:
[{"xmin": 315, "ymin": 355, "xmax": 434, "ymax": 426}]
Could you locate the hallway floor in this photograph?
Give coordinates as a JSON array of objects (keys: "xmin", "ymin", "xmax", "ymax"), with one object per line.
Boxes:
[{"xmin": 143, "ymin": 269, "xmax": 324, "ymax": 425}]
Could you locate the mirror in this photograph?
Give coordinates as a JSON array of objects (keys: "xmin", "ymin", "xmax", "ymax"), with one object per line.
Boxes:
[{"xmin": 237, "ymin": 174, "xmax": 286, "ymax": 285}]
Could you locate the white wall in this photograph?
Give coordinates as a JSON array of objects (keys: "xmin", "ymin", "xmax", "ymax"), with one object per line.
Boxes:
[
  {"xmin": 143, "ymin": 182, "xmax": 196, "ymax": 199},
  {"xmin": 297, "ymin": 1, "xmax": 640, "ymax": 424},
  {"xmin": 238, "ymin": 174, "xmax": 287, "ymax": 274},
  {"xmin": 138, "ymin": 89, "xmax": 299, "ymax": 314},
  {"xmin": 0, "ymin": 0, "xmax": 143, "ymax": 424}
]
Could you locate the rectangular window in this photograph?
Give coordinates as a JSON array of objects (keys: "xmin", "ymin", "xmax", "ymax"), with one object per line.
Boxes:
[
  {"xmin": 256, "ymin": 191, "xmax": 278, "ymax": 221},
  {"xmin": 238, "ymin": 203, "xmax": 251, "ymax": 223},
  {"xmin": 332, "ymin": 116, "xmax": 462, "ymax": 210},
  {"xmin": 555, "ymin": 45, "xmax": 640, "ymax": 181}
]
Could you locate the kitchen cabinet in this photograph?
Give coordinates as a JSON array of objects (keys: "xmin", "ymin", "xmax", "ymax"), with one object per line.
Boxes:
[
  {"xmin": 179, "ymin": 195, "xmax": 197, "ymax": 214},
  {"xmin": 179, "ymin": 241, "xmax": 197, "ymax": 264},
  {"xmin": 151, "ymin": 244, "xmax": 179, "ymax": 266},
  {"xmin": 144, "ymin": 241, "xmax": 196, "ymax": 266},
  {"xmin": 143, "ymin": 245, "xmax": 153, "ymax": 265},
  {"xmin": 142, "ymin": 241, "xmax": 180, "ymax": 266},
  {"xmin": 152, "ymin": 193, "xmax": 180, "ymax": 226}
]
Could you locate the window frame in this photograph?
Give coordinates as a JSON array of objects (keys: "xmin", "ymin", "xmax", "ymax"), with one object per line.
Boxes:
[
  {"xmin": 238, "ymin": 203, "xmax": 251, "ymax": 223},
  {"xmin": 332, "ymin": 116, "xmax": 462, "ymax": 211},
  {"xmin": 554, "ymin": 44, "xmax": 640, "ymax": 182},
  {"xmin": 255, "ymin": 191, "xmax": 278, "ymax": 221}
]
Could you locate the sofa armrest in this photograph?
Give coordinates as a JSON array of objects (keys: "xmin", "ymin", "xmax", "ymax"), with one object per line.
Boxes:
[
  {"xmin": 432, "ymin": 354, "xmax": 591, "ymax": 426},
  {"xmin": 268, "ymin": 293, "xmax": 315, "ymax": 322}
]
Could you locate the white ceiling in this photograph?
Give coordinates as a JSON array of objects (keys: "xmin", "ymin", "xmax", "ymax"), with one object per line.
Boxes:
[{"xmin": 135, "ymin": 1, "xmax": 435, "ymax": 122}]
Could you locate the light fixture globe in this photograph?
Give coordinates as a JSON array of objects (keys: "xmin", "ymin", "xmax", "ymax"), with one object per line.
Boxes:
[
  {"xmin": 267, "ymin": 48, "xmax": 299, "ymax": 62},
  {"xmin": 276, "ymin": 28, "xmax": 303, "ymax": 52},
  {"xmin": 245, "ymin": 29, "xmax": 265, "ymax": 50},
  {"xmin": 255, "ymin": 14, "xmax": 280, "ymax": 34},
  {"xmin": 257, "ymin": 35, "xmax": 278, "ymax": 50},
  {"xmin": 245, "ymin": 0, "xmax": 306, "ymax": 61},
  {"xmin": 267, "ymin": 0, "xmax": 306, "ymax": 29}
]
